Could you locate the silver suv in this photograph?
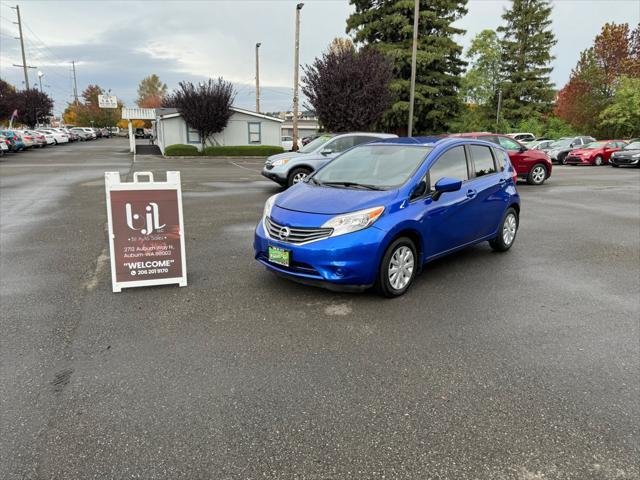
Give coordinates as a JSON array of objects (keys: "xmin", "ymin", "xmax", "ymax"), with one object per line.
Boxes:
[{"xmin": 262, "ymin": 132, "xmax": 397, "ymax": 187}]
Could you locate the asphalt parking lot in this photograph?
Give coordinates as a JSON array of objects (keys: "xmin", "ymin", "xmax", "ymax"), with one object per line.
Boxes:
[{"xmin": 1, "ymin": 137, "xmax": 638, "ymax": 479}]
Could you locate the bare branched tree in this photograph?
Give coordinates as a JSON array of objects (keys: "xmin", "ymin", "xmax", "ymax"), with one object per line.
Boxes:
[{"xmin": 167, "ymin": 78, "xmax": 235, "ymax": 152}]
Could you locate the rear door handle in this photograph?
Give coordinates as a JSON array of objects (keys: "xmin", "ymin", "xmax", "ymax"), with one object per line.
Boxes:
[
  {"xmin": 498, "ymin": 178, "xmax": 506, "ymax": 184},
  {"xmin": 466, "ymin": 189, "xmax": 477, "ymax": 199}
]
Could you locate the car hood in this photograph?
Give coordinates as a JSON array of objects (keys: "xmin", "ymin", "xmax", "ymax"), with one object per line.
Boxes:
[
  {"xmin": 267, "ymin": 151, "xmax": 315, "ymax": 163},
  {"xmin": 275, "ymin": 182, "xmax": 399, "ymax": 215},
  {"xmin": 615, "ymin": 149, "xmax": 640, "ymax": 156}
]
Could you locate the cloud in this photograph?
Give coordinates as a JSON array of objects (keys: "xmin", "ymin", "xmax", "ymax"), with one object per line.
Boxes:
[{"xmin": 1, "ymin": 0, "xmax": 638, "ymax": 115}]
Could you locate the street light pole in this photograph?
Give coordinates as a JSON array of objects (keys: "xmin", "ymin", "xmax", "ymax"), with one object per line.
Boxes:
[
  {"xmin": 255, "ymin": 43, "xmax": 261, "ymax": 113},
  {"xmin": 38, "ymin": 71, "xmax": 44, "ymax": 91},
  {"xmin": 292, "ymin": 3, "xmax": 303, "ymax": 151},
  {"xmin": 407, "ymin": 0, "xmax": 420, "ymax": 137}
]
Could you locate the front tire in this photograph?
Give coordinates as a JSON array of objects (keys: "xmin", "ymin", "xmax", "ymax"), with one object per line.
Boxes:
[
  {"xmin": 375, "ymin": 237, "xmax": 417, "ymax": 298},
  {"xmin": 287, "ymin": 167, "xmax": 311, "ymax": 187},
  {"xmin": 560, "ymin": 153, "xmax": 568, "ymax": 165},
  {"xmin": 489, "ymin": 208, "xmax": 518, "ymax": 252},
  {"xmin": 594, "ymin": 155, "xmax": 603, "ymax": 166},
  {"xmin": 527, "ymin": 164, "xmax": 547, "ymax": 185}
]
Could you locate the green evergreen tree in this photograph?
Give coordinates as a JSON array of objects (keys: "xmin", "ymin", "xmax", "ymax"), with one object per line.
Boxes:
[
  {"xmin": 497, "ymin": 0, "xmax": 557, "ymax": 124},
  {"xmin": 347, "ymin": 0, "xmax": 468, "ymax": 134}
]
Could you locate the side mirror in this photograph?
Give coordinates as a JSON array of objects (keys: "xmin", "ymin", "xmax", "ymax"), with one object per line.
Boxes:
[
  {"xmin": 320, "ymin": 148, "xmax": 333, "ymax": 156},
  {"xmin": 432, "ymin": 177, "xmax": 462, "ymax": 201},
  {"xmin": 519, "ymin": 146, "xmax": 527, "ymax": 153}
]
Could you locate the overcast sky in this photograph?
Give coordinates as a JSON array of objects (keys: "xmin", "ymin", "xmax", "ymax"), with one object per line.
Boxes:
[{"xmin": 1, "ymin": 0, "xmax": 638, "ymax": 115}]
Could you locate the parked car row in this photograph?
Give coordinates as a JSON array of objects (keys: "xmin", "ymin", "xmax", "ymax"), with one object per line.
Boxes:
[{"xmin": 0, "ymin": 126, "xmax": 113, "ymax": 156}]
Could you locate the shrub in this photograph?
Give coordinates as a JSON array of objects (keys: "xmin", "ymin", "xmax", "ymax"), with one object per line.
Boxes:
[
  {"xmin": 165, "ymin": 144, "xmax": 199, "ymax": 156},
  {"xmin": 202, "ymin": 145, "xmax": 284, "ymax": 156}
]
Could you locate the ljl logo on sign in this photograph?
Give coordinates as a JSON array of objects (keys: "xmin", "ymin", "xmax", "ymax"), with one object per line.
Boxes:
[{"xmin": 125, "ymin": 202, "xmax": 165, "ymax": 235}]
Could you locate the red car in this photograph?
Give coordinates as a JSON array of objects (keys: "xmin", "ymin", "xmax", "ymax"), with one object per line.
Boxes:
[
  {"xmin": 450, "ymin": 133, "xmax": 552, "ymax": 185},
  {"xmin": 565, "ymin": 140, "xmax": 627, "ymax": 166}
]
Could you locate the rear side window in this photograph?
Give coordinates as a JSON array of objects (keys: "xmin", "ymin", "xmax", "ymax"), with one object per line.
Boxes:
[
  {"xmin": 470, "ymin": 145, "xmax": 497, "ymax": 177},
  {"xmin": 429, "ymin": 146, "xmax": 469, "ymax": 188},
  {"xmin": 493, "ymin": 148, "xmax": 508, "ymax": 171}
]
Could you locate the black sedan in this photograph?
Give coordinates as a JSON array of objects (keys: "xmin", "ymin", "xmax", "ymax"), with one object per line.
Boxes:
[{"xmin": 610, "ymin": 139, "xmax": 640, "ymax": 167}]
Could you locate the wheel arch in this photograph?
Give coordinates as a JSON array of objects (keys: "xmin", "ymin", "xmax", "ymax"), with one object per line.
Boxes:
[{"xmin": 382, "ymin": 227, "xmax": 425, "ymax": 268}]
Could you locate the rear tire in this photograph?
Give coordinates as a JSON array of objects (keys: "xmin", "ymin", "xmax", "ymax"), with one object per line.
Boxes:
[
  {"xmin": 287, "ymin": 167, "xmax": 311, "ymax": 187},
  {"xmin": 527, "ymin": 164, "xmax": 547, "ymax": 185},
  {"xmin": 594, "ymin": 155, "xmax": 603, "ymax": 166},
  {"xmin": 489, "ymin": 208, "xmax": 518, "ymax": 252},
  {"xmin": 375, "ymin": 237, "xmax": 417, "ymax": 298}
]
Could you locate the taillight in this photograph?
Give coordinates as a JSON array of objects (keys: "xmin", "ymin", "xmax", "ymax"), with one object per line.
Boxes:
[{"xmin": 513, "ymin": 170, "xmax": 518, "ymax": 185}]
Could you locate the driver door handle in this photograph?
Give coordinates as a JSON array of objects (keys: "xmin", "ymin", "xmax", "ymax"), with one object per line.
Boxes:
[{"xmin": 466, "ymin": 189, "xmax": 477, "ymax": 199}]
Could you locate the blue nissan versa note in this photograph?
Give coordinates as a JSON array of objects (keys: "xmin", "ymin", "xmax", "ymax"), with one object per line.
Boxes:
[{"xmin": 254, "ymin": 137, "xmax": 521, "ymax": 297}]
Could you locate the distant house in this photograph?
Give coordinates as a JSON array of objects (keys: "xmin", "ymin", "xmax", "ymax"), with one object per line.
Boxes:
[{"xmin": 155, "ymin": 106, "xmax": 284, "ymax": 154}]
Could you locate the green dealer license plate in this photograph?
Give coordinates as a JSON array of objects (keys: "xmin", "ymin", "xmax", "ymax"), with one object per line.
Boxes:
[{"xmin": 268, "ymin": 246, "xmax": 290, "ymax": 267}]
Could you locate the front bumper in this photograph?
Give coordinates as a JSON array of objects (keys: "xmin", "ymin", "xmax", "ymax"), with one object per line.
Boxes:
[
  {"xmin": 565, "ymin": 156, "xmax": 592, "ymax": 165},
  {"xmin": 261, "ymin": 167, "xmax": 287, "ymax": 185},
  {"xmin": 254, "ymin": 219, "xmax": 386, "ymax": 291},
  {"xmin": 610, "ymin": 158, "xmax": 639, "ymax": 166}
]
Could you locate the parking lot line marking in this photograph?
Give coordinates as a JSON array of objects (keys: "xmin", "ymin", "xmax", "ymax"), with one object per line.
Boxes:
[
  {"xmin": 230, "ymin": 161, "xmax": 262, "ymax": 173},
  {"xmin": 84, "ymin": 247, "xmax": 109, "ymax": 291}
]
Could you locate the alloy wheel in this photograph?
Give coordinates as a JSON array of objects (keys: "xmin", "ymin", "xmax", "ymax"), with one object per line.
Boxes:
[
  {"xmin": 595, "ymin": 156, "xmax": 603, "ymax": 166},
  {"xmin": 502, "ymin": 213, "xmax": 517, "ymax": 246},
  {"xmin": 388, "ymin": 246, "xmax": 414, "ymax": 291},
  {"xmin": 531, "ymin": 166, "xmax": 546, "ymax": 184},
  {"xmin": 292, "ymin": 172, "xmax": 307, "ymax": 184}
]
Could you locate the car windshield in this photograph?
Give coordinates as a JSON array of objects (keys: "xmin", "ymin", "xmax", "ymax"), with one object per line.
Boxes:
[
  {"xmin": 550, "ymin": 138, "xmax": 573, "ymax": 148},
  {"xmin": 584, "ymin": 141, "xmax": 606, "ymax": 149},
  {"xmin": 312, "ymin": 144, "xmax": 432, "ymax": 189},
  {"xmin": 299, "ymin": 134, "xmax": 333, "ymax": 153},
  {"xmin": 624, "ymin": 141, "xmax": 640, "ymax": 150}
]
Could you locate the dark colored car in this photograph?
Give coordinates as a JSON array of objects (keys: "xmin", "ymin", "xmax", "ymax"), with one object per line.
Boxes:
[
  {"xmin": 546, "ymin": 136, "xmax": 596, "ymax": 164},
  {"xmin": 610, "ymin": 140, "xmax": 640, "ymax": 167},
  {"xmin": 451, "ymin": 133, "xmax": 552, "ymax": 185},
  {"xmin": 565, "ymin": 140, "xmax": 627, "ymax": 166}
]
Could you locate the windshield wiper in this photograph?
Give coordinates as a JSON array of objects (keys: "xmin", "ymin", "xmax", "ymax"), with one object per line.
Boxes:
[
  {"xmin": 321, "ymin": 181, "xmax": 384, "ymax": 191},
  {"xmin": 307, "ymin": 176, "xmax": 322, "ymax": 186}
]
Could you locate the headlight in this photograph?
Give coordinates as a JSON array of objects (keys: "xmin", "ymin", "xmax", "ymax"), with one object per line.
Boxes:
[
  {"xmin": 271, "ymin": 158, "xmax": 289, "ymax": 167},
  {"xmin": 633, "ymin": 153, "xmax": 640, "ymax": 159},
  {"xmin": 322, "ymin": 206, "xmax": 385, "ymax": 237},
  {"xmin": 262, "ymin": 194, "xmax": 278, "ymax": 222}
]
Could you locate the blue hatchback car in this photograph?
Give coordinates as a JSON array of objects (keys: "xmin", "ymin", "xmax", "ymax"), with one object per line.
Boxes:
[{"xmin": 254, "ymin": 137, "xmax": 521, "ymax": 297}]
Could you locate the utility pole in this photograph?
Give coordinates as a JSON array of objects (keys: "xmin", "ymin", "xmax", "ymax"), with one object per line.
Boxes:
[
  {"xmin": 407, "ymin": 0, "xmax": 420, "ymax": 137},
  {"xmin": 292, "ymin": 3, "xmax": 303, "ymax": 151},
  {"xmin": 11, "ymin": 5, "xmax": 36, "ymax": 90},
  {"xmin": 255, "ymin": 43, "xmax": 261, "ymax": 113},
  {"xmin": 496, "ymin": 89, "xmax": 502, "ymax": 133},
  {"xmin": 37, "ymin": 71, "xmax": 44, "ymax": 91},
  {"xmin": 71, "ymin": 60, "xmax": 79, "ymax": 104}
]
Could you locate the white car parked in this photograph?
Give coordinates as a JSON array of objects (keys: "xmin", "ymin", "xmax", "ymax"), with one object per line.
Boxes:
[
  {"xmin": 281, "ymin": 136, "xmax": 300, "ymax": 152},
  {"xmin": 37, "ymin": 130, "xmax": 56, "ymax": 145},
  {"xmin": 39, "ymin": 128, "xmax": 69, "ymax": 144}
]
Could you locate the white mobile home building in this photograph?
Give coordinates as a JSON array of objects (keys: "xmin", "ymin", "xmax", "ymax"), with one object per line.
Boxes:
[{"xmin": 155, "ymin": 107, "xmax": 284, "ymax": 154}]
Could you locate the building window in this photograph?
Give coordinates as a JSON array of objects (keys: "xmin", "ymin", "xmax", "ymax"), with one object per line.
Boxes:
[
  {"xmin": 248, "ymin": 122, "xmax": 261, "ymax": 144},
  {"xmin": 186, "ymin": 125, "xmax": 200, "ymax": 144}
]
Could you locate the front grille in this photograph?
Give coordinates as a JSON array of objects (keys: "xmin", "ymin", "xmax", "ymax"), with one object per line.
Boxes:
[
  {"xmin": 612, "ymin": 157, "xmax": 633, "ymax": 164},
  {"xmin": 265, "ymin": 217, "xmax": 332, "ymax": 244}
]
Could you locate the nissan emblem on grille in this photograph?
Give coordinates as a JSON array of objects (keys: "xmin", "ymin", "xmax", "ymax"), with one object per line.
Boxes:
[{"xmin": 279, "ymin": 226, "xmax": 291, "ymax": 240}]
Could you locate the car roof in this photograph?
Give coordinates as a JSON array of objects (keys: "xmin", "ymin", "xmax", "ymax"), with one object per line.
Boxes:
[{"xmin": 370, "ymin": 136, "xmax": 502, "ymax": 149}]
